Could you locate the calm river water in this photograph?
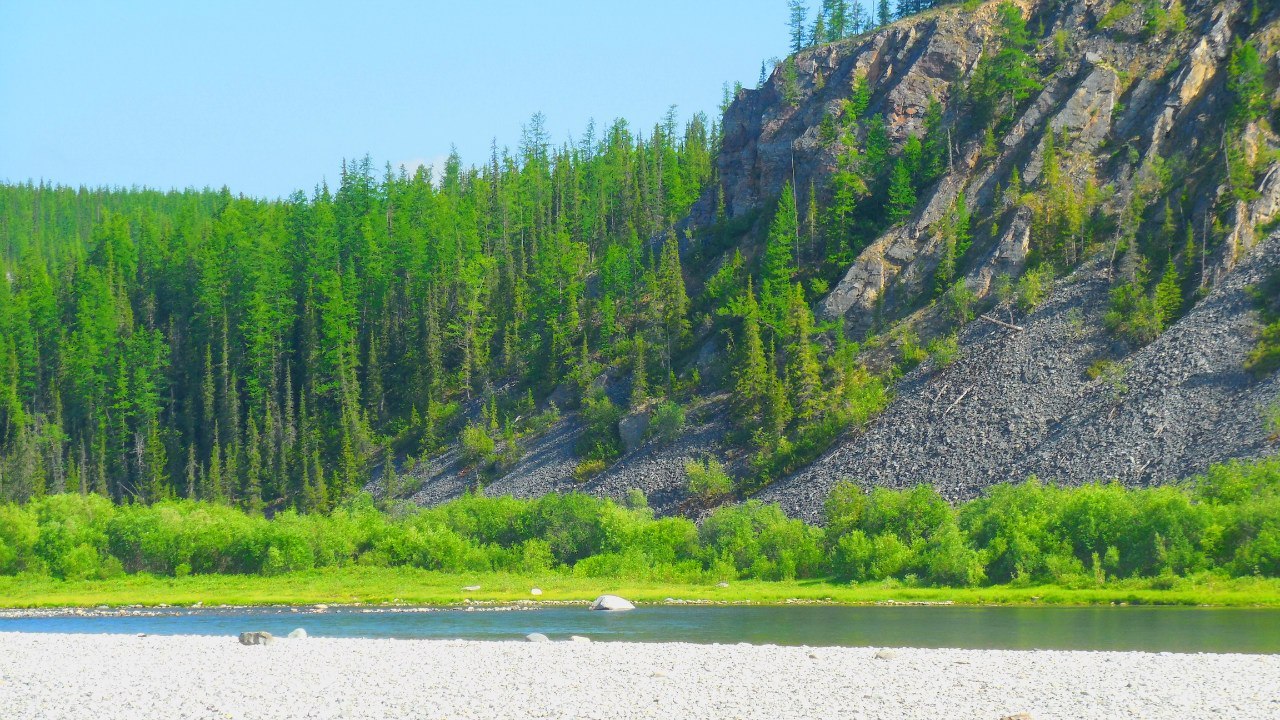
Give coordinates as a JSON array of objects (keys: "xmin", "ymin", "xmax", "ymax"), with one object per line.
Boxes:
[{"xmin": 4, "ymin": 605, "xmax": 1280, "ymax": 653}]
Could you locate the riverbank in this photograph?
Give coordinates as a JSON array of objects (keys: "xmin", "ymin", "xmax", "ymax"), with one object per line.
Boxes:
[
  {"xmin": 1, "ymin": 632, "xmax": 1276, "ymax": 719},
  {"xmin": 1, "ymin": 567, "xmax": 1278, "ymax": 609}
]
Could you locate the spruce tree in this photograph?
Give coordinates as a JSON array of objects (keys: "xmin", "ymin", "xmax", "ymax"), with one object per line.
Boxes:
[{"xmin": 887, "ymin": 159, "xmax": 917, "ymax": 223}]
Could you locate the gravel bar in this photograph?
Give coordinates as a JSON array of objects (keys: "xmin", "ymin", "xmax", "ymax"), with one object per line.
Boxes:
[{"xmin": 0, "ymin": 632, "xmax": 1276, "ymax": 719}]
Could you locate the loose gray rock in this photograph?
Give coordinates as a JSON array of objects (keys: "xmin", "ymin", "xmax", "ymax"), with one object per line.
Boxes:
[
  {"xmin": 238, "ymin": 632, "xmax": 274, "ymax": 646},
  {"xmin": 589, "ymin": 595, "xmax": 635, "ymax": 611},
  {"xmin": 874, "ymin": 649, "xmax": 898, "ymax": 660},
  {"xmin": 287, "ymin": 629, "xmax": 307, "ymax": 640}
]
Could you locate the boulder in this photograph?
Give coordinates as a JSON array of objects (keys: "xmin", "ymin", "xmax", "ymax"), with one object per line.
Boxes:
[
  {"xmin": 569, "ymin": 635, "xmax": 591, "ymax": 643},
  {"xmin": 873, "ymin": 648, "xmax": 898, "ymax": 660},
  {"xmin": 462, "ymin": 585, "xmax": 481, "ymax": 592},
  {"xmin": 617, "ymin": 409, "xmax": 651, "ymax": 454},
  {"xmin": 287, "ymin": 628, "xmax": 307, "ymax": 639},
  {"xmin": 530, "ymin": 587, "xmax": 543, "ymax": 596},
  {"xmin": 238, "ymin": 631, "xmax": 275, "ymax": 646},
  {"xmin": 589, "ymin": 594, "xmax": 635, "ymax": 611},
  {"xmin": 525, "ymin": 633, "xmax": 550, "ymax": 643}
]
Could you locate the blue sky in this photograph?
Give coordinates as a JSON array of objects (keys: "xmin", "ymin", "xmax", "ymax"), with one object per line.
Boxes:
[{"xmin": 0, "ymin": 1, "xmax": 790, "ymax": 199}]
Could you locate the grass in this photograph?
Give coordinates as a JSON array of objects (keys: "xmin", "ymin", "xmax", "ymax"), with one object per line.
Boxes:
[{"xmin": 1, "ymin": 568, "xmax": 1278, "ymax": 609}]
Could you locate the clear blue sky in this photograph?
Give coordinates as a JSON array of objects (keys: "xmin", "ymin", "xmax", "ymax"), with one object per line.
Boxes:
[{"xmin": 0, "ymin": 1, "xmax": 790, "ymax": 199}]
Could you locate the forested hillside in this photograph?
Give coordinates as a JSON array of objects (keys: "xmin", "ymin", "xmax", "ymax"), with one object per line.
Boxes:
[
  {"xmin": 3, "ymin": 0, "xmax": 1280, "ymax": 519},
  {"xmin": 0, "ymin": 112, "xmax": 721, "ymax": 508}
]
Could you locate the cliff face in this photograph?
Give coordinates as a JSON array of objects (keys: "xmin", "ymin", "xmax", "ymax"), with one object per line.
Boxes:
[
  {"xmin": 396, "ymin": 0, "xmax": 1280, "ymax": 518},
  {"xmin": 695, "ymin": 0, "xmax": 1279, "ymax": 336}
]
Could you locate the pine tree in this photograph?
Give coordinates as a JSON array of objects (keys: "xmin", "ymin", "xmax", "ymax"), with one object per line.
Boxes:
[
  {"xmin": 877, "ymin": 0, "xmax": 892, "ymax": 27},
  {"xmin": 762, "ymin": 183, "xmax": 799, "ymax": 331},
  {"xmin": 631, "ymin": 334, "xmax": 649, "ymax": 407},
  {"xmin": 887, "ymin": 159, "xmax": 917, "ymax": 223},
  {"xmin": 785, "ymin": 284, "xmax": 824, "ymax": 422},
  {"xmin": 788, "ymin": 0, "xmax": 810, "ymax": 53},
  {"xmin": 733, "ymin": 281, "xmax": 769, "ymax": 428},
  {"xmin": 1154, "ymin": 259, "xmax": 1183, "ymax": 328}
]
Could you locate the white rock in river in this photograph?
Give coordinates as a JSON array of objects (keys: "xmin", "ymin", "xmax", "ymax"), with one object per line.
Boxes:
[
  {"xmin": 525, "ymin": 633, "xmax": 550, "ymax": 643},
  {"xmin": 589, "ymin": 595, "xmax": 635, "ymax": 611},
  {"xmin": 288, "ymin": 628, "xmax": 307, "ymax": 639}
]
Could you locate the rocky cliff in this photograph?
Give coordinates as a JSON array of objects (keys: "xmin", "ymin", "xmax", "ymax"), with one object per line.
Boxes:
[{"xmin": 392, "ymin": 0, "xmax": 1280, "ymax": 520}]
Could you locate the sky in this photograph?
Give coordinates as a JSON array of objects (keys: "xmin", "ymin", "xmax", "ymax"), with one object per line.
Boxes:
[{"xmin": 0, "ymin": 1, "xmax": 790, "ymax": 199}]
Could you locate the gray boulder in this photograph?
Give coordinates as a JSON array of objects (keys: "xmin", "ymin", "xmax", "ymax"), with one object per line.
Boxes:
[
  {"xmin": 287, "ymin": 628, "xmax": 307, "ymax": 639},
  {"xmin": 525, "ymin": 633, "xmax": 551, "ymax": 643},
  {"xmin": 238, "ymin": 631, "xmax": 274, "ymax": 646},
  {"xmin": 618, "ymin": 409, "xmax": 651, "ymax": 454}
]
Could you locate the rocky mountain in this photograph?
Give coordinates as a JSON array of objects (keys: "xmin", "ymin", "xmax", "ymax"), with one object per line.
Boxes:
[{"xmin": 396, "ymin": 0, "xmax": 1280, "ymax": 520}]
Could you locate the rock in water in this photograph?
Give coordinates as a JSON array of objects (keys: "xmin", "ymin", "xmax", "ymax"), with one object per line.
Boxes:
[
  {"xmin": 287, "ymin": 628, "xmax": 307, "ymax": 639},
  {"xmin": 525, "ymin": 633, "xmax": 550, "ymax": 643},
  {"xmin": 589, "ymin": 595, "xmax": 635, "ymax": 611},
  {"xmin": 238, "ymin": 631, "xmax": 274, "ymax": 646}
]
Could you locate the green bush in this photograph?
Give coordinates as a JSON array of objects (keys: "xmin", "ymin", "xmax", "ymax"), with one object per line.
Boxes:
[
  {"xmin": 460, "ymin": 423, "xmax": 496, "ymax": 466},
  {"xmin": 0, "ymin": 458, "xmax": 1276, "ymax": 587},
  {"xmin": 650, "ymin": 401, "xmax": 687, "ymax": 443},
  {"xmin": 686, "ymin": 458, "xmax": 733, "ymax": 503}
]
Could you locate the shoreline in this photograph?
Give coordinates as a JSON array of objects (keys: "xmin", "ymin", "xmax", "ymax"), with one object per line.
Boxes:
[
  {"xmin": 1, "ymin": 568, "xmax": 1278, "ymax": 610},
  {"xmin": 1, "ymin": 632, "xmax": 1276, "ymax": 719}
]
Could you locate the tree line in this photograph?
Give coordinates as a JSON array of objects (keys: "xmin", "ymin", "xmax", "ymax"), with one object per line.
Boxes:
[{"xmin": 0, "ymin": 458, "xmax": 1275, "ymax": 585}]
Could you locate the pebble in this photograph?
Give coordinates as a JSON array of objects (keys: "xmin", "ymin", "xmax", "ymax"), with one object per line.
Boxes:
[{"xmin": 0, "ymin": 633, "xmax": 1276, "ymax": 719}]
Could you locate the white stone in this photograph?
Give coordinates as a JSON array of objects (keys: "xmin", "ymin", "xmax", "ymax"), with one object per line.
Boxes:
[{"xmin": 588, "ymin": 595, "xmax": 635, "ymax": 611}]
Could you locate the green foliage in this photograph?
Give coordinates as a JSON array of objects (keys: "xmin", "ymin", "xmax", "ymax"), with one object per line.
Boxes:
[
  {"xmin": 1246, "ymin": 269, "xmax": 1280, "ymax": 375},
  {"xmin": 0, "ymin": 105, "xmax": 716, "ymax": 508},
  {"xmin": 927, "ymin": 335, "xmax": 960, "ymax": 369},
  {"xmin": 1228, "ymin": 40, "xmax": 1269, "ymax": 126},
  {"xmin": 967, "ymin": 3, "xmax": 1043, "ymax": 126},
  {"xmin": 1, "ymin": 457, "xmax": 1277, "ymax": 586},
  {"xmin": 1104, "ymin": 261, "xmax": 1168, "ymax": 345},
  {"xmin": 650, "ymin": 401, "xmax": 687, "ymax": 443},
  {"xmin": 887, "ymin": 159, "xmax": 918, "ymax": 223},
  {"xmin": 685, "ymin": 458, "xmax": 734, "ymax": 503},
  {"xmin": 1097, "ymin": 1, "xmax": 1135, "ymax": 29},
  {"xmin": 576, "ymin": 388, "xmax": 622, "ymax": 462},
  {"xmin": 1015, "ymin": 265, "xmax": 1053, "ymax": 313},
  {"xmin": 460, "ymin": 423, "xmax": 496, "ymax": 467}
]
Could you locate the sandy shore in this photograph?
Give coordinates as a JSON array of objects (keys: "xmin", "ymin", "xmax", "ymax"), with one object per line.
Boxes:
[{"xmin": 0, "ymin": 633, "xmax": 1276, "ymax": 719}]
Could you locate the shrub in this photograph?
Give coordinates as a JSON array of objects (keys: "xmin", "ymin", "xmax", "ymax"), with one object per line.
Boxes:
[
  {"xmin": 1016, "ymin": 266, "xmax": 1053, "ymax": 313},
  {"xmin": 686, "ymin": 458, "xmax": 733, "ymax": 503},
  {"xmin": 573, "ymin": 459, "xmax": 606, "ymax": 482},
  {"xmin": 650, "ymin": 401, "xmax": 687, "ymax": 443},
  {"xmin": 927, "ymin": 335, "xmax": 960, "ymax": 369},
  {"xmin": 460, "ymin": 423, "xmax": 495, "ymax": 466}
]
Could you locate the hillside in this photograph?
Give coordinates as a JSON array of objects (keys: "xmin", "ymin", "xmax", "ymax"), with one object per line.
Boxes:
[
  {"xmin": 397, "ymin": 0, "xmax": 1280, "ymax": 515},
  {"xmin": 2, "ymin": 0, "xmax": 1279, "ymax": 520}
]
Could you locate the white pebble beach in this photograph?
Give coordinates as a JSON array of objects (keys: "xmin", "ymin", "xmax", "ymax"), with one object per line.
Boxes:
[{"xmin": 0, "ymin": 632, "xmax": 1276, "ymax": 719}]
